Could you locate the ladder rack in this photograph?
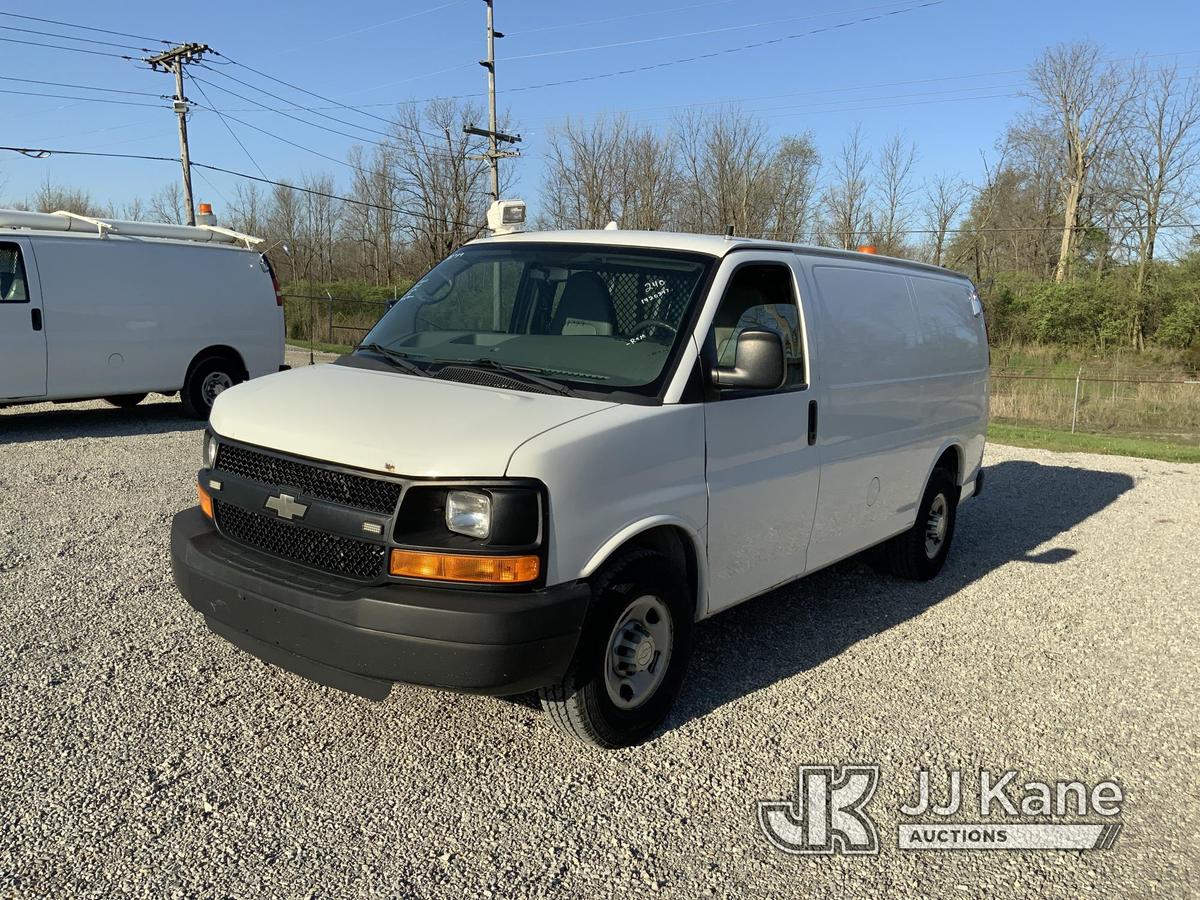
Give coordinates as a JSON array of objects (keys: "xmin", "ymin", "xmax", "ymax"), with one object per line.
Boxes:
[{"xmin": 0, "ymin": 208, "xmax": 264, "ymax": 247}]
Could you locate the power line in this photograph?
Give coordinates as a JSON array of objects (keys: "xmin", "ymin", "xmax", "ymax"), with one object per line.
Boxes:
[
  {"xmin": 0, "ymin": 35, "xmax": 135, "ymax": 59},
  {"xmin": 0, "ymin": 74, "xmax": 163, "ymax": 97},
  {"xmin": 501, "ymin": 1, "xmax": 931, "ymax": 63},
  {"xmin": 187, "ymin": 74, "xmax": 268, "ymax": 180},
  {"xmin": 504, "ymin": 0, "xmax": 740, "ymax": 37},
  {"xmin": 190, "ymin": 72, "xmax": 482, "ymax": 162},
  {"xmin": 189, "ymin": 101, "xmax": 359, "ymax": 171},
  {"xmin": 491, "ymin": 0, "xmax": 948, "ymax": 96},
  {"xmin": 0, "ymin": 11, "xmax": 177, "ymax": 45},
  {"xmin": 209, "ymin": 51, "xmax": 439, "ymax": 137},
  {"xmin": 275, "ymin": 0, "xmax": 469, "ymax": 55},
  {"xmin": 192, "ymin": 68, "xmax": 399, "ymax": 142},
  {"xmin": 0, "ymin": 87, "xmax": 168, "ymax": 109},
  {"xmin": 0, "ymin": 23, "xmax": 153, "ymax": 52},
  {"xmin": 0, "ymin": 144, "xmax": 487, "ymax": 233}
]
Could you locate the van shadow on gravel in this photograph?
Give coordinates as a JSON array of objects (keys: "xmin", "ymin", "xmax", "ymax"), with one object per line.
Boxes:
[
  {"xmin": 670, "ymin": 460, "xmax": 1135, "ymax": 729},
  {"xmin": 0, "ymin": 401, "xmax": 202, "ymax": 444}
]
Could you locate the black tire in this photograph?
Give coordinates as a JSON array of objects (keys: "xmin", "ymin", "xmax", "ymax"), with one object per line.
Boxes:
[
  {"xmin": 884, "ymin": 467, "xmax": 960, "ymax": 580},
  {"xmin": 539, "ymin": 549, "xmax": 693, "ymax": 749},
  {"xmin": 103, "ymin": 393, "xmax": 147, "ymax": 409},
  {"xmin": 181, "ymin": 355, "xmax": 242, "ymax": 420}
]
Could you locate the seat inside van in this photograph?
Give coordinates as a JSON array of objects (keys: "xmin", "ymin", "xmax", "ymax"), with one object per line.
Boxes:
[{"xmin": 550, "ymin": 272, "xmax": 616, "ymax": 335}]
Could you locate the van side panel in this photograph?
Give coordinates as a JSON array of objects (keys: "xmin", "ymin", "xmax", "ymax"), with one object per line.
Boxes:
[
  {"xmin": 36, "ymin": 235, "xmax": 283, "ymax": 399},
  {"xmin": 801, "ymin": 259, "xmax": 971, "ymax": 572},
  {"xmin": 907, "ymin": 273, "xmax": 988, "ymax": 483}
]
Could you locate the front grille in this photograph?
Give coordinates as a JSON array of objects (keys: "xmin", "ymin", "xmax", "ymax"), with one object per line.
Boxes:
[
  {"xmin": 216, "ymin": 443, "xmax": 402, "ymax": 515},
  {"xmin": 214, "ymin": 500, "xmax": 386, "ymax": 581}
]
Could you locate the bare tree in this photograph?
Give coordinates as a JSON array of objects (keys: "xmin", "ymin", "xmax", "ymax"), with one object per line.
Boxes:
[
  {"xmin": 874, "ymin": 132, "xmax": 918, "ymax": 255},
  {"xmin": 387, "ymin": 99, "xmax": 499, "ymax": 273},
  {"xmin": 1027, "ymin": 42, "xmax": 1138, "ymax": 282},
  {"xmin": 823, "ymin": 125, "xmax": 871, "ymax": 249},
  {"xmin": 921, "ymin": 173, "xmax": 968, "ymax": 266},
  {"xmin": 675, "ymin": 107, "xmax": 779, "ymax": 235},
  {"xmin": 759, "ymin": 134, "xmax": 820, "ymax": 242},
  {"xmin": 149, "ymin": 181, "xmax": 185, "ymax": 224},
  {"xmin": 343, "ymin": 144, "xmax": 400, "ymax": 285},
  {"xmin": 268, "ymin": 180, "xmax": 304, "ymax": 281},
  {"xmin": 1122, "ymin": 64, "xmax": 1200, "ymax": 304},
  {"xmin": 227, "ymin": 182, "xmax": 266, "ymax": 237},
  {"xmin": 29, "ymin": 175, "xmax": 102, "ymax": 216},
  {"xmin": 541, "ymin": 114, "xmax": 676, "ymax": 230}
]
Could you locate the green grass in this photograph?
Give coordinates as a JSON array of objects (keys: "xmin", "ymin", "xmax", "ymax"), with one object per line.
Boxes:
[
  {"xmin": 988, "ymin": 423, "xmax": 1200, "ymax": 463},
  {"xmin": 288, "ymin": 340, "xmax": 354, "ymax": 356}
]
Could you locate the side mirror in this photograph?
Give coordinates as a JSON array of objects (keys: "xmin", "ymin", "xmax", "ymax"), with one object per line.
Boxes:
[{"xmin": 711, "ymin": 328, "xmax": 785, "ymax": 391}]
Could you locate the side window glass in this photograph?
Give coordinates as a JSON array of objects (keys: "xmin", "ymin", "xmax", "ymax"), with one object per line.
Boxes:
[
  {"xmin": 710, "ymin": 264, "xmax": 806, "ymax": 388},
  {"xmin": 0, "ymin": 243, "xmax": 29, "ymax": 303}
]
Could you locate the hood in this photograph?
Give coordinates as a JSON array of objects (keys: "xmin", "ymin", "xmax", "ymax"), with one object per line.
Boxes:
[{"xmin": 209, "ymin": 363, "xmax": 615, "ymax": 477}]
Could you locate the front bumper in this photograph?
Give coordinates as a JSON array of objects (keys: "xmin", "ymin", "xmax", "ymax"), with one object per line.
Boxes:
[{"xmin": 170, "ymin": 507, "xmax": 589, "ymax": 699}]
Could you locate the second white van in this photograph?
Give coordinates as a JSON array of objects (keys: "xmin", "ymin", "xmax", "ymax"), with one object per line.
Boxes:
[
  {"xmin": 171, "ymin": 211, "xmax": 988, "ymax": 748},
  {"xmin": 0, "ymin": 209, "xmax": 285, "ymax": 418}
]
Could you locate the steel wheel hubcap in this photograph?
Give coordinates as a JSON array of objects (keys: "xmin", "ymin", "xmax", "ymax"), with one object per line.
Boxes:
[
  {"xmin": 604, "ymin": 595, "xmax": 673, "ymax": 710},
  {"xmin": 201, "ymin": 371, "xmax": 233, "ymax": 405},
  {"xmin": 925, "ymin": 493, "xmax": 948, "ymax": 558}
]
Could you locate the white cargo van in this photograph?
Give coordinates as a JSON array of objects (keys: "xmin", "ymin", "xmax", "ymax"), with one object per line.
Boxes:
[
  {"xmin": 172, "ymin": 210, "xmax": 987, "ymax": 748},
  {"xmin": 0, "ymin": 209, "xmax": 285, "ymax": 418}
]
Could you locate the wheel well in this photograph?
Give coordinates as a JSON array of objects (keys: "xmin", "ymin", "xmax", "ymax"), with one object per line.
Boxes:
[
  {"xmin": 186, "ymin": 345, "xmax": 248, "ymax": 383},
  {"xmin": 935, "ymin": 444, "xmax": 962, "ymax": 484},
  {"xmin": 608, "ymin": 525, "xmax": 700, "ymax": 619}
]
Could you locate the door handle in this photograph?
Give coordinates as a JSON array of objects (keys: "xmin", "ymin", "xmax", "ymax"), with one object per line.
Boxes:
[
  {"xmin": 30, "ymin": 308, "xmax": 42, "ymax": 331},
  {"xmin": 807, "ymin": 399, "xmax": 818, "ymax": 446}
]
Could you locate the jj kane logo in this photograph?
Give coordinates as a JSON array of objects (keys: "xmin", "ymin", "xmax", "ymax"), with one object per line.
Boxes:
[
  {"xmin": 758, "ymin": 766, "xmax": 1124, "ymax": 856},
  {"xmin": 757, "ymin": 765, "xmax": 881, "ymax": 855}
]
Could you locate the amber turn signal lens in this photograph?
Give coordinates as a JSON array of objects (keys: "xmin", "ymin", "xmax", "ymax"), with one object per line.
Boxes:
[
  {"xmin": 389, "ymin": 549, "xmax": 539, "ymax": 584},
  {"xmin": 197, "ymin": 484, "xmax": 214, "ymax": 519}
]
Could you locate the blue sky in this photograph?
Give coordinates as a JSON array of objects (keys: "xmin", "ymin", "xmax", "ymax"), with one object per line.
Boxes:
[{"xmin": 2, "ymin": 0, "xmax": 1198, "ymax": 217}]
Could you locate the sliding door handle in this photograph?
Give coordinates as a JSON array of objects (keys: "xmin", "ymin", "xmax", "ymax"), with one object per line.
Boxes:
[
  {"xmin": 807, "ymin": 399, "xmax": 818, "ymax": 446},
  {"xmin": 30, "ymin": 308, "xmax": 42, "ymax": 331}
]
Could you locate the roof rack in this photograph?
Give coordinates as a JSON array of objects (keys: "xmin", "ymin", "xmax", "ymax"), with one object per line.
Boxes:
[{"xmin": 0, "ymin": 208, "xmax": 264, "ymax": 247}]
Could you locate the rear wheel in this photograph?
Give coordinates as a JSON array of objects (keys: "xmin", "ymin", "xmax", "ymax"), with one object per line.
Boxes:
[
  {"xmin": 181, "ymin": 356, "xmax": 242, "ymax": 420},
  {"xmin": 103, "ymin": 393, "xmax": 147, "ymax": 409},
  {"xmin": 884, "ymin": 467, "xmax": 959, "ymax": 580},
  {"xmin": 539, "ymin": 549, "xmax": 692, "ymax": 748}
]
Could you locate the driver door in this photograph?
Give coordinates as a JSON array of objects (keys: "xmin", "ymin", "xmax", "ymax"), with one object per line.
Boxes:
[
  {"xmin": 703, "ymin": 257, "xmax": 820, "ymax": 613},
  {"xmin": 0, "ymin": 238, "xmax": 47, "ymax": 400}
]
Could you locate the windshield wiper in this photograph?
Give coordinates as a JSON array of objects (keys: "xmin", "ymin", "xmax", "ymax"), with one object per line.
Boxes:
[
  {"xmin": 354, "ymin": 342, "xmax": 430, "ymax": 377},
  {"xmin": 453, "ymin": 357, "xmax": 579, "ymax": 397}
]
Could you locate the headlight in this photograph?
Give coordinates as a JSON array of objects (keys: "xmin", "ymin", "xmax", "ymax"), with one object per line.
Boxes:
[
  {"xmin": 202, "ymin": 431, "xmax": 219, "ymax": 469},
  {"xmin": 446, "ymin": 490, "xmax": 491, "ymax": 539}
]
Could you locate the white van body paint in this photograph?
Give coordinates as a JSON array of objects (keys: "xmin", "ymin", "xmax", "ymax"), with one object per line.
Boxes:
[
  {"xmin": 200, "ymin": 230, "xmax": 986, "ymax": 621},
  {"xmin": 0, "ymin": 224, "xmax": 283, "ymax": 403}
]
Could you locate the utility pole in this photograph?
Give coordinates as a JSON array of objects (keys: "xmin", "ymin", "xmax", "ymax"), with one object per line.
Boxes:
[
  {"xmin": 145, "ymin": 43, "xmax": 211, "ymax": 225},
  {"xmin": 465, "ymin": 0, "xmax": 520, "ymax": 201}
]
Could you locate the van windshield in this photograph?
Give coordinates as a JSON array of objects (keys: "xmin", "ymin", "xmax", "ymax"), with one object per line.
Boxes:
[{"xmin": 358, "ymin": 242, "xmax": 713, "ymax": 397}]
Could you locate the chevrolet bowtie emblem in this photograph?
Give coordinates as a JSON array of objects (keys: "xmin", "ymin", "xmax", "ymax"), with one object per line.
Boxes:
[{"xmin": 264, "ymin": 492, "xmax": 308, "ymax": 520}]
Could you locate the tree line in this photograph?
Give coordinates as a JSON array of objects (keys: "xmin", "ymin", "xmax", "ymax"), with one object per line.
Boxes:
[{"xmin": 5, "ymin": 41, "xmax": 1200, "ymax": 356}]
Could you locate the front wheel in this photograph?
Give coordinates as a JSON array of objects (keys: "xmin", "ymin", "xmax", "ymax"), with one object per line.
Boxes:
[
  {"xmin": 884, "ymin": 467, "xmax": 960, "ymax": 580},
  {"xmin": 539, "ymin": 549, "xmax": 693, "ymax": 748}
]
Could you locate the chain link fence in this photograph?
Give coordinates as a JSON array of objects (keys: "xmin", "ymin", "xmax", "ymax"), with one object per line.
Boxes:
[
  {"xmin": 283, "ymin": 293, "xmax": 390, "ymax": 349},
  {"xmin": 989, "ymin": 368, "xmax": 1200, "ymax": 443}
]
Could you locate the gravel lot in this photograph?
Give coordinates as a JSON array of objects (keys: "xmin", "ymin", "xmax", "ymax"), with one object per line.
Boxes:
[{"xmin": 2, "ymin": 350, "xmax": 1197, "ymax": 898}]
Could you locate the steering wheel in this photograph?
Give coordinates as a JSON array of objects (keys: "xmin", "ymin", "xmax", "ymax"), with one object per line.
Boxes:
[{"xmin": 627, "ymin": 319, "xmax": 678, "ymax": 342}]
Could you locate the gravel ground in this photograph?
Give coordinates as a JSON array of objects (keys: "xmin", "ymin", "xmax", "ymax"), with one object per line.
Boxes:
[{"xmin": 1, "ymin": 350, "xmax": 1197, "ymax": 898}]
